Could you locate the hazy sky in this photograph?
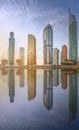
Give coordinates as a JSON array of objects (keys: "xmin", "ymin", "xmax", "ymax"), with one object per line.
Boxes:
[{"xmin": 0, "ymin": 0, "xmax": 79, "ymax": 64}]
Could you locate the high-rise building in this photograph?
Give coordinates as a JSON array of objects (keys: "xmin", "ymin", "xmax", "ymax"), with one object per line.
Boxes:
[
  {"xmin": 43, "ymin": 24, "xmax": 53, "ymax": 64},
  {"xmin": 53, "ymin": 48, "xmax": 59, "ymax": 65},
  {"xmin": 61, "ymin": 45, "xmax": 67, "ymax": 63},
  {"xmin": 43, "ymin": 70, "xmax": 53, "ymax": 111},
  {"xmin": 69, "ymin": 10, "xmax": 78, "ymax": 61},
  {"xmin": 27, "ymin": 34, "xmax": 36, "ymax": 65},
  {"xmin": 9, "ymin": 32, "xmax": 15, "ymax": 65},
  {"xmin": 20, "ymin": 47, "xmax": 24, "ymax": 65}
]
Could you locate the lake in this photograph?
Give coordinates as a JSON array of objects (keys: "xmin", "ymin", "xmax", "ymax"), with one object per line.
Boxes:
[{"xmin": 0, "ymin": 68, "xmax": 79, "ymax": 130}]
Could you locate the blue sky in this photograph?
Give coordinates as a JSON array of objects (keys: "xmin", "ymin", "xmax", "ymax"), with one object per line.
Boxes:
[{"xmin": 0, "ymin": 0, "xmax": 79, "ymax": 64}]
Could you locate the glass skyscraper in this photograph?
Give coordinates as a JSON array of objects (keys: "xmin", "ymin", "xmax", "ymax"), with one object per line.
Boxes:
[
  {"xmin": 9, "ymin": 32, "xmax": 15, "ymax": 65},
  {"xmin": 69, "ymin": 11, "xmax": 78, "ymax": 61},
  {"xmin": 20, "ymin": 47, "xmax": 24, "ymax": 65},
  {"xmin": 27, "ymin": 34, "xmax": 36, "ymax": 65},
  {"xmin": 43, "ymin": 24, "xmax": 53, "ymax": 64}
]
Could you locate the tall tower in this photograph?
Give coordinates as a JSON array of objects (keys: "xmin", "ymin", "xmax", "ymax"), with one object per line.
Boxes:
[
  {"xmin": 61, "ymin": 45, "xmax": 67, "ymax": 63},
  {"xmin": 27, "ymin": 34, "xmax": 36, "ymax": 65},
  {"xmin": 20, "ymin": 47, "xmax": 24, "ymax": 65},
  {"xmin": 53, "ymin": 48, "xmax": 59, "ymax": 65},
  {"xmin": 69, "ymin": 10, "xmax": 78, "ymax": 61},
  {"xmin": 9, "ymin": 32, "xmax": 15, "ymax": 65},
  {"xmin": 43, "ymin": 24, "xmax": 53, "ymax": 65}
]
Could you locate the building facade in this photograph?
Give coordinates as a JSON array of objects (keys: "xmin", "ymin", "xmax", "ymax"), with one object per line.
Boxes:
[
  {"xmin": 61, "ymin": 45, "xmax": 67, "ymax": 63},
  {"xmin": 69, "ymin": 11, "xmax": 78, "ymax": 61},
  {"xmin": 53, "ymin": 48, "xmax": 59, "ymax": 65},
  {"xmin": 9, "ymin": 32, "xmax": 15, "ymax": 65},
  {"xmin": 27, "ymin": 34, "xmax": 36, "ymax": 65},
  {"xmin": 20, "ymin": 47, "xmax": 24, "ymax": 65},
  {"xmin": 43, "ymin": 24, "xmax": 53, "ymax": 64}
]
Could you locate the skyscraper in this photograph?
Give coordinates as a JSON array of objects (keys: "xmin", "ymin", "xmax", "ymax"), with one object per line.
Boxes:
[
  {"xmin": 20, "ymin": 47, "xmax": 24, "ymax": 65},
  {"xmin": 53, "ymin": 48, "xmax": 59, "ymax": 65},
  {"xmin": 69, "ymin": 10, "xmax": 78, "ymax": 61},
  {"xmin": 27, "ymin": 34, "xmax": 36, "ymax": 65},
  {"xmin": 43, "ymin": 24, "xmax": 53, "ymax": 64},
  {"xmin": 61, "ymin": 45, "xmax": 67, "ymax": 63},
  {"xmin": 9, "ymin": 32, "xmax": 15, "ymax": 65}
]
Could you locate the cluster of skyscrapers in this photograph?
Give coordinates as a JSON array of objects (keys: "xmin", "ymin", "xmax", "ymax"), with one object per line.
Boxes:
[{"xmin": 1, "ymin": 10, "xmax": 77, "ymax": 66}]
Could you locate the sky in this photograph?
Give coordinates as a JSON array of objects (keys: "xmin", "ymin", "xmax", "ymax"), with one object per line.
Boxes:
[{"xmin": 0, "ymin": 0, "xmax": 79, "ymax": 64}]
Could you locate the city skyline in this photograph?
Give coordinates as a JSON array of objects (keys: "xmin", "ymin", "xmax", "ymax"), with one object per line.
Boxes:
[{"xmin": 0, "ymin": 0, "xmax": 79, "ymax": 64}]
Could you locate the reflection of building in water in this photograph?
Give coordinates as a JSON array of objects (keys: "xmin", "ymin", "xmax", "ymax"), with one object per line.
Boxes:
[
  {"xmin": 61, "ymin": 71, "xmax": 67, "ymax": 89},
  {"xmin": 1, "ymin": 69, "xmax": 8, "ymax": 75},
  {"xmin": 8, "ymin": 69, "xmax": 15, "ymax": 103},
  {"xmin": 20, "ymin": 71, "xmax": 24, "ymax": 87},
  {"xmin": 69, "ymin": 73, "xmax": 78, "ymax": 123},
  {"xmin": 53, "ymin": 69, "xmax": 59, "ymax": 86},
  {"xmin": 27, "ymin": 69, "xmax": 36, "ymax": 100},
  {"xmin": 43, "ymin": 70, "xmax": 53, "ymax": 111},
  {"xmin": 16, "ymin": 69, "xmax": 25, "ymax": 87}
]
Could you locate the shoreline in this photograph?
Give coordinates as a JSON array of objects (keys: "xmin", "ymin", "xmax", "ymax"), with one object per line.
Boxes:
[{"xmin": 0, "ymin": 65, "xmax": 79, "ymax": 70}]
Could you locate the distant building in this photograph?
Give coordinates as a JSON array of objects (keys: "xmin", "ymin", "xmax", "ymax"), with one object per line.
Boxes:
[
  {"xmin": 16, "ymin": 59, "xmax": 22, "ymax": 66},
  {"xmin": 53, "ymin": 48, "xmax": 59, "ymax": 65},
  {"xmin": 27, "ymin": 34, "xmax": 36, "ymax": 65},
  {"xmin": 20, "ymin": 47, "xmax": 24, "ymax": 65},
  {"xmin": 1, "ymin": 59, "xmax": 8, "ymax": 66},
  {"xmin": 61, "ymin": 45, "xmax": 67, "ymax": 63},
  {"xmin": 43, "ymin": 24, "xmax": 53, "ymax": 65},
  {"xmin": 69, "ymin": 10, "xmax": 78, "ymax": 61},
  {"xmin": 9, "ymin": 32, "xmax": 15, "ymax": 65}
]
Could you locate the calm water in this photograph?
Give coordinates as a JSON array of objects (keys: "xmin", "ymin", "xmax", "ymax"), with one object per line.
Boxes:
[{"xmin": 0, "ymin": 68, "xmax": 79, "ymax": 130}]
